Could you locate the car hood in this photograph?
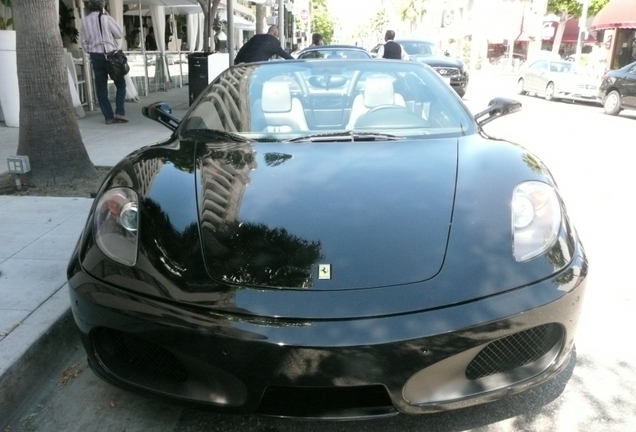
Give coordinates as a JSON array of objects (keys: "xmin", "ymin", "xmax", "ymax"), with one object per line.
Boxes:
[
  {"xmin": 411, "ymin": 55, "xmax": 464, "ymax": 68},
  {"xmin": 197, "ymin": 139, "xmax": 457, "ymax": 291},
  {"xmin": 553, "ymin": 73, "xmax": 597, "ymax": 86}
]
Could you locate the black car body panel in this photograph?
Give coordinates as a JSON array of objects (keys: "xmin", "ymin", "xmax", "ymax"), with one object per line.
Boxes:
[
  {"xmin": 200, "ymin": 139, "xmax": 457, "ymax": 290},
  {"xmin": 73, "ymin": 136, "xmax": 577, "ymax": 319},
  {"xmin": 598, "ymin": 61, "xmax": 636, "ymax": 112},
  {"xmin": 297, "ymin": 45, "xmax": 371, "ymax": 60},
  {"xmin": 394, "ymin": 39, "xmax": 469, "ymax": 97},
  {"xmin": 67, "ymin": 59, "xmax": 587, "ymax": 418}
]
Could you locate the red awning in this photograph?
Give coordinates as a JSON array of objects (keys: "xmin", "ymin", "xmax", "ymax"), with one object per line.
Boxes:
[
  {"xmin": 545, "ymin": 19, "xmax": 596, "ymax": 43},
  {"xmin": 591, "ymin": 0, "xmax": 636, "ymax": 30}
]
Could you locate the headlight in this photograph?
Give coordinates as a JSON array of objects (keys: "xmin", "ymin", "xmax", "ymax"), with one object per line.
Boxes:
[
  {"xmin": 94, "ymin": 188, "xmax": 139, "ymax": 266},
  {"xmin": 512, "ymin": 181, "xmax": 561, "ymax": 262}
]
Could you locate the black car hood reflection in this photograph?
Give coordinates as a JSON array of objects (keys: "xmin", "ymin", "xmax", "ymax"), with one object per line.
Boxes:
[{"xmin": 197, "ymin": 139, "xmax": 458, "ymax": 290}]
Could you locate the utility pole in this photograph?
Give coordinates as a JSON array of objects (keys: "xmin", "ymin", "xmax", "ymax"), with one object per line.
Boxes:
[
  {"xmin": 575, "ymin": 0, "xmax": 589, "ymax": 58},
  {"xmin": 527, "ymin": 0, "xmax": 548, "ymax": 60}
]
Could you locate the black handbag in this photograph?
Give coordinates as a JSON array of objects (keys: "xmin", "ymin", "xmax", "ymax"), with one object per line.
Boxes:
[
  {"xmin": 98, "ymin": 13, "xmax": 129, "ymax": 80},
  {"xmin": 105, "ymin": 50, "xmax": 130, "ymax": 81}
]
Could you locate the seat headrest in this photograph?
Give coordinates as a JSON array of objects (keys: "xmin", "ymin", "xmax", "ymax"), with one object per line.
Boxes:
[
  {"xmin": 261, "ymin": 81, "xmax": 292, "ymax": 113},
  {"xmin": 363, "ymin": 75, "xmax": 396, "ymax": 108}
]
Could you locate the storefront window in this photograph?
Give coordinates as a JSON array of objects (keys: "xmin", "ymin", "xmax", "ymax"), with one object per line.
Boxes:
[{"xmin": 613, "ymin": 29, "xmax": 636, "ymax": 69}]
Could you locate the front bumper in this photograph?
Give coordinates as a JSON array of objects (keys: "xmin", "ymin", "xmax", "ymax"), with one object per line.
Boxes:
[
  {"xmin": 68, "ymin": 254, "xmax": 587, "ymax": 418},
  {"xmin": 556, "ymin": 89, "xmax": 601, "ymax": 103}
]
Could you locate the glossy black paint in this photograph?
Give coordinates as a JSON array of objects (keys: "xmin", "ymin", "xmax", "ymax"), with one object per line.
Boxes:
[
  {"xmin": 66, "ymin": 84, "xmax": 587, "ymax": 416},
  {"xmin": 598, "ymin": 61, "xmax": 636, "ymax": 111},
  {"xmin": 70, "ymin": 132, "xmax": 577, "ymax": 317},
  {"xmin": 397, "ymin": 39, "xmax": 470, "ymax": 98},
  {"xmin": 297, "ymin": 45, "xmax": 371, "ymax": 60},
  {"xmin": 69, "ymin": 251, "xmax": 586, "ymax": 416},
  {"xmin": 475, "ymin": 98, "xmax": 523, "ymax": 127},
  {"xmin": 369, "ymin": 39, "xmax": 469, "ymax": 97}
]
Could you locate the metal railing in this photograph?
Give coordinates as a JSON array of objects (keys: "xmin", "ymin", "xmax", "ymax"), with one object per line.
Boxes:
[{"xmin": 73, "ymin": 50, "xmax": 190, "ymax": 111}]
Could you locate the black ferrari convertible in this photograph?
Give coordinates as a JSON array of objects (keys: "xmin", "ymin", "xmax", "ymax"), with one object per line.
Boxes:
[{"xmin": 67, "ymin": 59, "xmax": 587, "ymax": 419}]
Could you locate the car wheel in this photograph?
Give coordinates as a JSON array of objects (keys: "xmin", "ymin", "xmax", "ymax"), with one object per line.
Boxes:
[
  {"xmin": 544, "ymin": 82, "xmax": 556, "ymax": 101},
  {"xmin": 516, "ymin": 78, "xmax": 527, "ymax": 95},
  {"xmin": 603, "ymin": 90, "xmax": 622, "ymax": 115}
]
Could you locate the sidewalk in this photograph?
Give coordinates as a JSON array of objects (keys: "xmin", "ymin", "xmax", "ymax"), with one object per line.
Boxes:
[{"xmin": 0, "ymin": 85, "xmax": 189, "ymax": 423}]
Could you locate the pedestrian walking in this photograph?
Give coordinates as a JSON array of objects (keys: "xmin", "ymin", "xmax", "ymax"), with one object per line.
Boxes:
[
  {"xmin": 377, "ymin": 30, "xmax": 409, "ymax": 60},
  {"xmin": 234, "ymin": 25, "xmax": 294, "ymax": 65},
  {"xmin": 80, "ymin": 0, "xmax": 128, "ymax": 124}
]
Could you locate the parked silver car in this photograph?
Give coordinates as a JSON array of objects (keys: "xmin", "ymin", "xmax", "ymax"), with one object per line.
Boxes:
[{"xmin": 516, "ymin": 59, "xmax": 600, "ymax": 103}]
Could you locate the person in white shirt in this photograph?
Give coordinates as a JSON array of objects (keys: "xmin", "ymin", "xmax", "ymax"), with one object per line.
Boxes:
[{"xmin": 80, "ymin": 0, "xmax": 128, "ymax": 124}]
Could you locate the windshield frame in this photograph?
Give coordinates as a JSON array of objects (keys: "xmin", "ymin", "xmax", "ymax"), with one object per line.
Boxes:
[{"xmin": 178, "ymin": 59, "xmax": 477, "ymax": 141}]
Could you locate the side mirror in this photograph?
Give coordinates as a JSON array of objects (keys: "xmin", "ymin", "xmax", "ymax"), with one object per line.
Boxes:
[
  {"xmin": 474, "ymin": 97, "xmax": 522, "ymax": 127},
  {"xmin": 142, "ymin": 102, "xmax": 180, "ymax": 132},
  {"xmin": 444, "ymin": 50, "xmax": 451, "ymax": 57}
]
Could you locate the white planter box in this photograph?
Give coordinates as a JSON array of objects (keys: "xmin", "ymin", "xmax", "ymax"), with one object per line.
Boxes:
[{"xmin": 0, "ymin": 30, "xmax": 19, "ymax": 127}]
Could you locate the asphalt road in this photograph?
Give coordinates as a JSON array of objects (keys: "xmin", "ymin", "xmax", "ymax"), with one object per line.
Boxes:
[{"xmin": 5, "ymin": 74, "xmax": 636, "ymax": 432}]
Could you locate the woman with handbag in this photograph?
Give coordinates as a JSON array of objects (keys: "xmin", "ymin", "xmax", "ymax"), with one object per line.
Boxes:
[{"xmin": 80, "ymin": 0, "xmax": 128, "ymax": 124}]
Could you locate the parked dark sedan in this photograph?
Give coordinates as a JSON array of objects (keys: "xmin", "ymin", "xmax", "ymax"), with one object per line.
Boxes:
[
  {"xmin": 67, "ymin": 59, "xmax": 587, "ymax": 420},
  {"xmin": 598, "ymin": 61, "xmax": 636, "ymax": 115},
  {"xmin": 297, "ymin": 44, "xmax": 371, "ymax": 60},
  {"xmin": 371, "ymin": 39, "xmax": 469, "ymax": 97}
]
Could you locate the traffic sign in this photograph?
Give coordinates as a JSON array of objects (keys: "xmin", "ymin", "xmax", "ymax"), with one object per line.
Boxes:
[{"xmin": 300, "ymin": 9, "xmax": 309, "ymax": 21}]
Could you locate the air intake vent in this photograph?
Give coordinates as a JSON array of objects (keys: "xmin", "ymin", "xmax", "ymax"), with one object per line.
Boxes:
[
  {"xmin": 465, "ymin": 323, "xmax": 563, "ymax": 380},
  {"xmin": 93, "ymin": 328, "xmax": 188, "ymax": 383}
]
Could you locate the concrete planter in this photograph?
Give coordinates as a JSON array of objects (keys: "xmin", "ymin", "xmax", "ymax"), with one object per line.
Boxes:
[{"xmin": 0, "ymin": 30, "xmax": 19, "ymax": 127}]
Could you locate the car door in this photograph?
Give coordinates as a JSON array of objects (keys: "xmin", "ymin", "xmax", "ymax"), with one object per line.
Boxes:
[
  {"xmin": 525, "ymin": 60, "xmax": 548, "ymax": 93},
  {"xmin": 535, "ymin": 61, "xmax": 553, "ymax": 94},
  {"xmin": 621, "ymin": 63, "xmax": 636, "ymax": 108}
]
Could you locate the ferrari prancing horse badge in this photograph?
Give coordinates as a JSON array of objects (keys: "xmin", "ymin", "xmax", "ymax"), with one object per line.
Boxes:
[{"xmin": 318, "ymin": 264, "xmax": 331, "ymax": 280}]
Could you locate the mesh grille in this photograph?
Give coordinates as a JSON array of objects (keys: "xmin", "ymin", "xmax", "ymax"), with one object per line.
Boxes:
[
  {"xmin": 465, "ymin": 324, "xmax": 562, "ymax": 380},
  {"xmin": 95, "ymin": 328, "xmax": 188, "ymax": 383}
]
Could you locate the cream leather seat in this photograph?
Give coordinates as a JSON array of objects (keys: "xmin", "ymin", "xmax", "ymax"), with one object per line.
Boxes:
[
  {"xmin": 346, "ymin": 75, "xmax": 406, "ymax": 129},
  {"xmin": 261, "ymin": 81, "xmax": 308, "ymax": 132}
]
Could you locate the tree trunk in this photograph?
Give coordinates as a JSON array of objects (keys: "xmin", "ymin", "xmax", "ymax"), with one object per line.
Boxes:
[
  {"xmin": 551, "ymin": 17, "xmax": 568, "ymax": 55},
  {"xmin": 197, "ymin": 0, "xmax": 221, "ymax": 52},
  {"xmin": 13, "ymin": 0, "xmax": 96, "ymax": 187}
]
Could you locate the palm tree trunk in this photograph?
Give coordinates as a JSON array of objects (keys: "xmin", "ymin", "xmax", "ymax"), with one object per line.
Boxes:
[{"xmin": 13, "ymin": 0, "xmax": 96, "ymax": 187}]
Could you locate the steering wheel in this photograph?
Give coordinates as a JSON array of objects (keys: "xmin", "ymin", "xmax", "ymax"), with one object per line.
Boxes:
[
  {"xmin": 366, "ymin": 105, "xmax": 410, "ymax": 115},
  {"xmin": 355, "ymin": 105, "xmax": 429, "ymax": 129}
]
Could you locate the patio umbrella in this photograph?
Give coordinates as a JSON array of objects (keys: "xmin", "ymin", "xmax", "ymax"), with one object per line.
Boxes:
[{"xmin": 217, "ymin": 10, "xmax": 255, "ymax": 31}]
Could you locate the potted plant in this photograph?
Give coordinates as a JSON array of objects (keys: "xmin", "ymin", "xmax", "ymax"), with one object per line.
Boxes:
[
  {"xmin": 475, "ymin": 54, "xmax": 483, "ymax": 70},
  {"xmin": 0, "ymin": 0, "xmax": 12, "ymax": 30}
]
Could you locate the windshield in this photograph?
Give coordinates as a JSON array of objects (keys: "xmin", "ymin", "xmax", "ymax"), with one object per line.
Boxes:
[
  {"xmin": 182, "ymin": 60, "xmax": 475, "ymax": 141},
  {"xmin": 399, "ymin": 41, "xmax": 440, "ymax": 57},
  {"xmin": 549, "ymin": 61, "xmax": 589, "ymax": 75},
  {"xmin": 298, "ymin": 49, "xmax": 371, "ymax": 59}
]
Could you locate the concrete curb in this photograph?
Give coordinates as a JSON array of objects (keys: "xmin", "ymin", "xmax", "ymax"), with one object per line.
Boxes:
[{"xmin": 0, "ymin": 284, "xmax": 80, "ymax": 426}]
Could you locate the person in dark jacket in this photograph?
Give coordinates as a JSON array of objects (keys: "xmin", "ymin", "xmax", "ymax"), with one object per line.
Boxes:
[
  {"xmin": 234, "ymin": 25, "xmax": 294, "ymax": 64},
  {"xmin": 377, "ymin": 30, "xmax": 409, "ymax": 60}
]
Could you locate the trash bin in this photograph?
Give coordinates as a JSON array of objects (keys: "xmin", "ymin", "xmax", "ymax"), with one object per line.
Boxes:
[{"xmin": 188, "ymin": 52, "xmax": 213, "ymax": 106}]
